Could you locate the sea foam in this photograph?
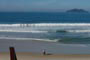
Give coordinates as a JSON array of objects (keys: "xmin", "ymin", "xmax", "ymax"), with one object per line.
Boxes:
[
  {"xmin": 0, "ymin": 37, "xmax": 58, "ymax": 42},
  {"xmin": 1, "ymin": 23, "xmax": 90, "ymax": 27},
  {"xmin": 0, "ymin": 23, "xmax": 90, "ymax": 33}
]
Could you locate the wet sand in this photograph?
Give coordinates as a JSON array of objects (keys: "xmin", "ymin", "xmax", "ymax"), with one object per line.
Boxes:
[
  {"xmin": 1, "ymin": 39, "xmax": 90, "ymax": 54},
  {"xmin": 1, "ymin": 52, "xmax": 90, "ymax": 60}
]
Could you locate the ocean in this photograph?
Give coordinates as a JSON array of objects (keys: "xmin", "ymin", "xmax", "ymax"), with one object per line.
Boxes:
[
  {"xmin": 1, "ymin": 12, "xmax": 90, "ymax": 54},
  {"xmin": 0, "ymin": 12, "xmax": 90, "ymax": 44},
  {"xmin": 0, "ymin": 12, "xmax": 90, "ymax": 23}
]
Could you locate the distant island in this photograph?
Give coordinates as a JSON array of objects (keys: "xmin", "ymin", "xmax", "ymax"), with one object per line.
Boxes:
[{"xmin": 66, "ymin": 9, "xmax": 89, "ymax": 13}]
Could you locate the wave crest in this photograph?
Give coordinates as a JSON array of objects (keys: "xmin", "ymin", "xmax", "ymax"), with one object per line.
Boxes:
[
  {"xmin": 1, "ymin": 23, "xmax": 90, "ymax": 27},
  {"xmin": 0, "ymin": 37, "xmax": 58, "ymax": 42},
  {"xmin": 0, "ymin": 23, "xmax": 90, "ymax": 33}
]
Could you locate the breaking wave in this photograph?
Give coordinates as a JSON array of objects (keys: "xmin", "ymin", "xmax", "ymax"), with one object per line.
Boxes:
[
  {"xmin": 0, "ymin": 37, "xmax": 58, "ymax": 42},
  {"xmin": 0, "ymin": 36, "xmax": 90, "ymax": 44},
  {"xmin": 1, "ymin": 23, "xmax": 90, "ymax": 27},
  {"xmin": 58, "ymin": 37, "xmax": 90, "ymax": 44},
  {"xmin": 0, "ymin": 23, "xmax": 90, "ymax": 33}
]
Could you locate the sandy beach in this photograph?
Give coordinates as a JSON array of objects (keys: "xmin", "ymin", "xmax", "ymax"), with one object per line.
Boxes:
[
  {"xmin": 1, "ymin": 52, "xmax": 90, "ymax": 60},
  {"xmin": 1, "ymin": 39, "xmax": 90, "ymax": 60}
]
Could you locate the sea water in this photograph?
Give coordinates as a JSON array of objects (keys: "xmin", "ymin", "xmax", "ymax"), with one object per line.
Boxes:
[{"xmin": 0, "ymin": 12, "xmax": 90, "ymax": 44}]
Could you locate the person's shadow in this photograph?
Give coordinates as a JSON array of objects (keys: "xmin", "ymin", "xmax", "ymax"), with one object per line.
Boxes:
[{"xmin": 46, "ymin": 53, "xmax": 53, "ymax": 55}]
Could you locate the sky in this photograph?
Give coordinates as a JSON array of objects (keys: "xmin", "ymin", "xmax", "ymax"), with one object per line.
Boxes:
[{"xmin": 0, "ymin": 0, "xmax": 90, "ymax": 12}]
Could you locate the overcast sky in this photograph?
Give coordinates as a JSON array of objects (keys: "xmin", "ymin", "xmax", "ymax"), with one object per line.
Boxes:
[{"xmin": 0, "ymin": 0, "xmax": 90, "ymax": 12}]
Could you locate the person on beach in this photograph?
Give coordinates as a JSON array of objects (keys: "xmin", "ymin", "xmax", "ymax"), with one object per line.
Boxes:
[{"xmin": 42, "ymin": 49, "xmax": 46, "ymax": 55}]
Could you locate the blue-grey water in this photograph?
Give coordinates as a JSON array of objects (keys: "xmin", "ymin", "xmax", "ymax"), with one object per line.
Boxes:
[{"xmin": 0, "ymin": 12, "xmax": 90, "ymax": 23}]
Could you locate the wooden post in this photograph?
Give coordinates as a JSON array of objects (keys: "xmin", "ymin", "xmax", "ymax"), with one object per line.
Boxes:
[{"xmin": 9, "ymin": 47, "xmax": 17, "ymax": 60}]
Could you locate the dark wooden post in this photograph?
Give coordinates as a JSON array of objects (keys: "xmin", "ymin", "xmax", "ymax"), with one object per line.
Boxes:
[{"xmin": 9, "ymin": 47, "xmax": 17, "ymax": 60}]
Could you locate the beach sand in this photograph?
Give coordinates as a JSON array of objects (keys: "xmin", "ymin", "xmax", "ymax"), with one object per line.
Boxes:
[
  {"xmin": 1, "ymin": 39, "xmax": 90, "ymax": 60},
  {"xmin": 1, "ymin": 52, "xmax": 90, "ymax": 60}
]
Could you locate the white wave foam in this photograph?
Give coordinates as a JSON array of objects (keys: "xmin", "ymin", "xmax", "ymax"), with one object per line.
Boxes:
[
  {"xmin": 1, "ymin": 29, "xmax": 90, "ymax": 33},
  {"xmin": 0, "ymin": 23, "xmax": 90, "ymax": 33},
  {"xmin": 0, "ymin": 37, "xmax": 58, "ymax": 42},
  {"xmin": 0, "ymin": 30, "xmax": 48, "ymax": 33},
  {"xmin": 1, "ymin": 23, "xmax": 90, "ymax": 27},
  {"xmin": 28, "ymin": 23, "xmax": 90, "ymax": 26},
  {"xmin": 0, "ymin": 24, "xmax": 20, "ymax": 27}
]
